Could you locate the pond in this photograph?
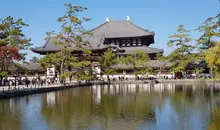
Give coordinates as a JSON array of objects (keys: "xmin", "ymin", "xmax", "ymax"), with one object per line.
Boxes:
[{"xmin": 0, "ymin": 83, "xmax": 220, "ymax": 130}]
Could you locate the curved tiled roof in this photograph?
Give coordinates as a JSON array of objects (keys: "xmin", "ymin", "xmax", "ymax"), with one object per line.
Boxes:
[
  {"xmin": 31, "ymin": 19, "xmax": 159, "ymax": 55},
  {"xmin": 118, "ymin": 46, "xmax": 163, "ymax": 54},
  {"xmin": 31, "ymin": 35, "xmax": 108, "ymax": 54},
  {"xmin": 110, "ymin": 60, "xmax": 172, "ymax": 69},
  {"xmin": 21, "ymin": 63, "xmax": 42, "ymax": 71},
  {"xmin": 31, "ymin": 36, "xmax": 60, "ymax": 53},
  {"xmin": 90, "ymin": 20, "xmax": 154, "ymax": 38}
]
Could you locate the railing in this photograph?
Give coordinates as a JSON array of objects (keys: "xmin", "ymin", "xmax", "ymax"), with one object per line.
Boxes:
[{"xmin": 0, "ymin": 82, "xmax": 77, "ymax": 94}]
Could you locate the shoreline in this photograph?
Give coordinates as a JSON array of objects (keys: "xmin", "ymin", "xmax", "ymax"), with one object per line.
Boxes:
[
  {"xmin": 111, "ymin": 79, "xmax": 220, "ymax": 84},
  {"xmin": 1, "ymin": 79, "xmax": 220, "ymax": 99},
  {"xmin": 0, "ymin": 83, "xmax": 95, "ymax": 99}
]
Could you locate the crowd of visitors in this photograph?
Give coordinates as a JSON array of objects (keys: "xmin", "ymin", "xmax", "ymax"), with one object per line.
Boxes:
[{"xmin": 0, "ymin": 77, "xmax": 58, "ymax": 89}]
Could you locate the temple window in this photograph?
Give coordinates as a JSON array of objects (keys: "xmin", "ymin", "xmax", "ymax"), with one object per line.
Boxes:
[
  {"xmin": 127, "ymin": 39, "xmax": 131, "ymax": 44},
  {"xmin": 116, "ymin": 40, "xmax": 120, "ymax": 45},
  {"xmin": 122, "ymin": 40, "xmax": 125, "ymax": 44},
  {"xmin": 137, "ymin": 39, "xmax": 142, "ymax": 46},
  {"xmin": 111, "ymin": 40, "xmax": 115, "ymax": 45},
  {"xmin": 132, "ymin": 39, "xmax": 137, "ymax": 46},
  {"xmin": 138, "ymin": 39, "xmax": 141, "ymax": 44},
  {"xmin": 105, "ymin": 40, "xmax": 109, "ymax": 45}
]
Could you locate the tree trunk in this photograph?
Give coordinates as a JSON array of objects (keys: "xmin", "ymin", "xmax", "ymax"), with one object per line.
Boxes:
[
  {"xmin": 210, "ymin": 67, "xmax": 213, "ymax": 79},
  {"xmin": 0, "ymin": 77, "xmax": 2, "ymax": 86},
  {"xmin": 134, "ymin": 66, "xmax": 138, "ymax": 80},
  {"xmin": 182, "ymin": 71, "xmax": 185, "ymax": 79},
  {"xmin": 60, "ymin": 60, "xmax": 64, "ymax": 75},
  {"xmin": 60, "ymin": 60, "xmax": 64, "ymax": 84}
]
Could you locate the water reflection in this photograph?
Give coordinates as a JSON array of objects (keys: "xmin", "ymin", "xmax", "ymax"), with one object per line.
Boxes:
[{"xmin": 0, "ymin": 83, "xmax": 220, "ymax": 130}]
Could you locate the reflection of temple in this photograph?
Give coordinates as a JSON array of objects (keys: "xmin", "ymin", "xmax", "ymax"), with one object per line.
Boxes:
[
  {"xmin": 46, "ymin": 92, "xmax": 56, "ymax": 106},
  {"xmin": 92, "ymin": 85, "xmax": 101, "ymax": 104},
  {"xmin": 100, "ymin": 84, "xmax": 179, "ymax": 95}
]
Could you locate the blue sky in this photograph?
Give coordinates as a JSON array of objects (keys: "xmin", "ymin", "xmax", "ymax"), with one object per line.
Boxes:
[{"xmin": 0, "ymin": 0, "xmax": 219, "ymax": 60}]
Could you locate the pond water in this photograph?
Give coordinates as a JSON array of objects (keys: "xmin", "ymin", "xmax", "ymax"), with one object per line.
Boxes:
[{"xmin": 0, "ymin": 83, "xmax": 220, "ymax": 130}]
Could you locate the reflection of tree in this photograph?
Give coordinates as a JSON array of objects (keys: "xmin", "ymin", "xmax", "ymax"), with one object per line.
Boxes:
[
  {"xmin": 41, "ymin": 88, "xmax": 94, "ymax": 130},
  {"xmin": 208, "ymin": 108, "xmax": 220, "ymax": 130},
  {"xmin": 0, "ymin": 99, "xmax": 22, "ymax": 130},
  {"xmin": 169, "ymin": 84, "xmax": 219, "ymax": 130},
  {"xmin": 40, "ymin": 85, "xmax": 157, "ymax": 129},
  {"xmin": 100, "ymin": 94, "xmax": 118, "ymax": 120},
  {"xmin": 116, "ymin": 94, "xmax": 155, "ymax": 121}
]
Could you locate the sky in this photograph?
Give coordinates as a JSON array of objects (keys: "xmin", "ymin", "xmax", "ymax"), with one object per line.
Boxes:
[{"xmin": 0, "ymin": 0, "xmax": 219, "ymax": 60}]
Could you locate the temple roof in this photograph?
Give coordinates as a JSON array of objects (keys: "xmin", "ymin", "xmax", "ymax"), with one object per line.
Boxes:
[
  {"xmin": 118, "ymin": 46, "xmax": 163, "ymax": 54},
  {"xmin": 90, "ymin": 20, "xmax": 154, "ymax": 38},
  {"xmin": 32, "ymin": 35, "xmax": 108, "ymax": 54},
  {"xmin": 32, "ymin": 35, "xmax": 162, "ymax": 54},
  {"xmin": 31, "ymin": 19, "xmax": 159, "ymax": 54},
  {"xmin": 110, "ymin": 60, "xmax": 173, "ymax": 69},
  {"xmin": 21, "ymin": 63, "xmax": 42, "ymax": 71}
]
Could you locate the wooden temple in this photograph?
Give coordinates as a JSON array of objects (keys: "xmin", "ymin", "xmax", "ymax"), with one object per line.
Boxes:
[{"xmin": 32, "ymin": 17, "xmax": 167, "ymax": 75}]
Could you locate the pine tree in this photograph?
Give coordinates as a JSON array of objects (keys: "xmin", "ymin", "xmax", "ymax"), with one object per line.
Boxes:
[
  {"xmin": 167, "ymin": 24, "xmax": 194, "ymax": 77},
  {"xmin": 120, "ymin": 50, "xmax": 151, "ymax": 79},
  {"xmin": 40, "ymin": 4, "xmax": 93, "ymax": 83},
  {"xmin": 0, "ymin": 16, "xmax": 31, "ymax": 84},
  {"xmin": 196, "ymin": 14, "xmax": 220, "ymax": 51},
  {"xmin": 99, "ymin": 48, "xmax": 118, "ymax": 81}
]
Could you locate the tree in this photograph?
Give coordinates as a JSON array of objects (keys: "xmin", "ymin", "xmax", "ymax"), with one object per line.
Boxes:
[
  {"xmin": 99, "ymin": 48, "xmax": 118, "ymax": 81},
  {"xmin": 40, "ymin": 4, "xmax": 93, "ymax": 83},
  {"xmin": 0, "ymin": 46, "xmax": 22, "ymax": 81},
  {"xmin": 30, "ymin": 56, "xmax": 40, "ymax": 63},
  {"xmin": 0, "ymin": 16, "xmax": 31, "ymax": 73},
  {"xmin": 156, "ymin": 53, "xmax": 167, "ymax": 73},
  {"xmin": 196, "ymin": 14, "xmax": 220, "ymax": 51},
  {"xmin": 205, "ymin": 42, "xmax": 220, "ymax": 78},
  {"xmin": 195, "ymin": 14, "xmax": 220, "ymax": 78},
  {"xmin": 167, "ymin": 24, "xmax": 194, "ymax": 77},
  {"xmin": 120, "ymin": 50, "xmax": 151, "ymax": 79},
  {"xmin": 40, "ymin": 52, "xmax": 64, "ymax": 73}
]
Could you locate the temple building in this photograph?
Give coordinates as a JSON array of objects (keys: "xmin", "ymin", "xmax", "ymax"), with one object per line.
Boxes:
[{"xmin": 32, "ymin": 17, "xmax": 168, "ymax": 76}]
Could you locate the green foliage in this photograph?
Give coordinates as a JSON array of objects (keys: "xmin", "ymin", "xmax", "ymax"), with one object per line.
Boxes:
[
  {"xmin": 0, "ymin": 71, "xmax": 8, "ymax": 78},
  {"xmin": 99, "ymin": 48, "xmax": 118, "ymax": 75},
  {"xmin": 29, "ymin": 56, "xmax": 39, "ymax": 63},
  {"xmin": 195, "ymin": 14, "xmax": 220, "ymax": 51},
  {"xmin": 0, "ymin": 16, "xmax": 31, "ymax": 48},
  {"xmin": 156, "ymin": 53, "xmax": 167, "ymax": 72},
  {"xmin": 73, "ymin": 68, "xmax": 96, "ymax": 81},
  {"xmin": 167, "ymin": 24, "xmax": 194, "ymax": 73},
  {"xmin": 40, "ymin": 52, "xmax": 66, "ymax": 70},
  {"xmin": 0, "ymin": 16, "xmax": 31, "ymax": 74},
  {"xmin": 205, "ymin": 42, "xmax": 220, "ymax": 77},
  {"xmin": 120, "ymin": 50, "xmax": 151, "ymax": 75},
  {"xmin": 40, "ymin": 4, "xmax": 93, "ymax": 81}
]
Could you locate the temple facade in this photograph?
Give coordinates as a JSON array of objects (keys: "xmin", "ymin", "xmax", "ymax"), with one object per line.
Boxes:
[{"xmin": 32, "ymin": 17, "xmax": 167, "ymax": 76}]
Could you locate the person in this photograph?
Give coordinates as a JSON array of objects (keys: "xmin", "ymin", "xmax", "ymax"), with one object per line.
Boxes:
[
  {"xmin": 40, "ymin": 79, "xmax": 43, "ymax": 87},
  {"xmin": 47, "ymin": 78, "xmax": 51, "ymax": 85},
  {"xmin": 32, "ymin": 78, "xmax": 35, "ymax": 86},
  {"xmin": 25, "ymin": 78, "xmax": 30, "ymax": 88},
  {"xmin": 9, "ymin": 79, "xmax": 12, "ymax": 89}
]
